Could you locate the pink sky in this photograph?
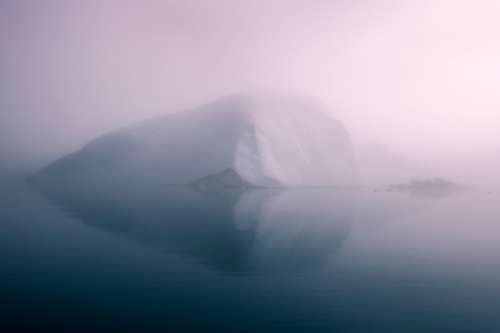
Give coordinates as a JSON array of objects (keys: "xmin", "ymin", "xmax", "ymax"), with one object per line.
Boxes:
[{"xmin": 1, "ymin": 0, "xmax": 499, "ymax": 162}]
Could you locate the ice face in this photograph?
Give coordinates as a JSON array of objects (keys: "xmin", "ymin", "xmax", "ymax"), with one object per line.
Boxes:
[
  {"xmin": 234, "ymin": 97, "xmax": 355, "ymax": 186},
  {"xmin": 33, "ymin": 94, "xmax": 356, "ymax": 188}
]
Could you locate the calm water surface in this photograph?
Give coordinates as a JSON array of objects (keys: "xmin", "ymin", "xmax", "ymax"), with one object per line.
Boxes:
[{"xmin": 1, "ymin": 174, "xmax": 500, "ymax": 332}]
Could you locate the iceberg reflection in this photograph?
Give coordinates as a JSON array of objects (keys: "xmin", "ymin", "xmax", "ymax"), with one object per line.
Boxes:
[{"xmin": 37, "ymin": 183, "xmax": 354, "ymax": 273}]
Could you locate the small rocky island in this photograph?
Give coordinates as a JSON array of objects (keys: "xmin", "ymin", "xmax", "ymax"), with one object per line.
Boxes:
[{"xmin": 389, "ymin": 178, "xmax": 465, "ymax": 196}]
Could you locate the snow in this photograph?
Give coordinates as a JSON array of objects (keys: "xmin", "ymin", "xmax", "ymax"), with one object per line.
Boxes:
[{"xmin": 34, "ymin": 94, "xmax": 356, "ymax": 188}]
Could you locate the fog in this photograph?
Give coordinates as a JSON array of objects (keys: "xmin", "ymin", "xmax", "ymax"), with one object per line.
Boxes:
[{"xmin": 1, "ymin": 0, "xmax": 499, "ymax": 185}]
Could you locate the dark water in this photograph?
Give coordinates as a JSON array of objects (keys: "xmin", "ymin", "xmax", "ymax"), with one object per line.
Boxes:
[{"xmin": 1, "ymin": 174, "xmax": 500, "ymax": 332}]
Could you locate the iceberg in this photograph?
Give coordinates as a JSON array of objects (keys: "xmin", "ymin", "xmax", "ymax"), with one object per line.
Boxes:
[{"xmin": 33, "ymin": 94, "xmax": 355, "ymax": 188}]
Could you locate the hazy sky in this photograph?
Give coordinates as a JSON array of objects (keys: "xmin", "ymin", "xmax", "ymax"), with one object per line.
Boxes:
[{"xmin": 1, "ymin": 0, "xmax": 500, "ymax": 166}]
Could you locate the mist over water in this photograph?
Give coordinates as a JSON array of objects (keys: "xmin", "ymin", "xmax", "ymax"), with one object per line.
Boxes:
[
  {"xmin": 2, "ymin": 1, "xmax": 500, "ymax": 332},
  {"xmin": 1, "ymin": 0, "xmax": 500, "ymax": 187}
]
